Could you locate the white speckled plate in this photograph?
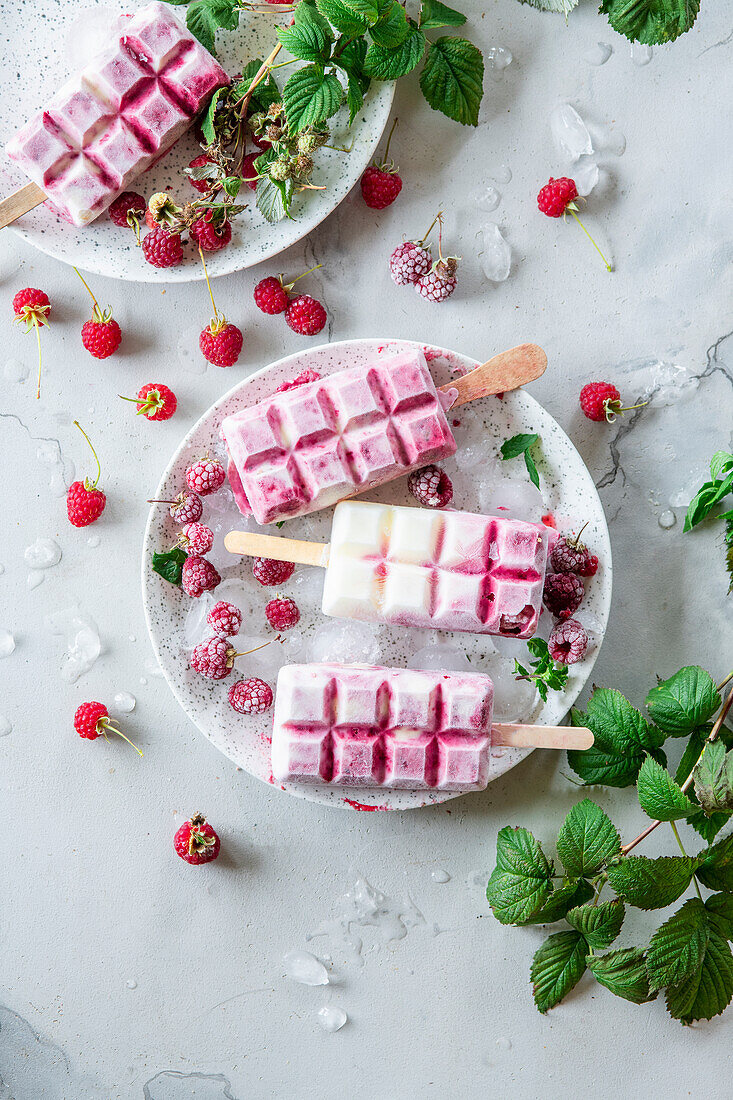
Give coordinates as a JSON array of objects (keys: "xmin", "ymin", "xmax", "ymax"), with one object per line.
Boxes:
[
  {"xmin": 0, "ymin": 2, "xmax": 394, "ymax": 282},
  {"xmin": 142, "ymin": 339, "xmax": 612, "ymax": 810}
]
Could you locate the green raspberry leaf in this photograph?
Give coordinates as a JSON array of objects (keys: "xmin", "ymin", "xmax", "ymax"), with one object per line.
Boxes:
[
  {"xmin": 606, "ymin": 855, "xmax": 696, "ymax": 910},
  {"xmin": 556, "ymin": 799, "xmax": 621, "ymax": 877},
  {"xmin": 369, "ymin": 0, "xmax": 410, "ymax": 48},
  {"xmin": 419, "ymin": 0, "xmax": 467, "ymax": 28},
  {"xmin": 524, "ymin": 449, "xmax": 540, "ymax": 490},
  {"xmin": 646, "ymin": 666, "xmax": 721, "ymax": 736},
  {"xmin": 647, "ymin": 898, "xmax": 710, "ymax": 991},
  {"xmin": 586, "ymin": 687, "xmax": 664, "ymax": 755},
  {"xmin": 693, "ymin": 740, "xmax": 733, "ymax": 816},
  {"xmin": 688, "ymin": 808, "xmax": 732, "ymax": 844},
  {"xmin": 364, "ymin": 28, "xmax": 426, "ymax": 79},
  {"xmin": 186, "ymin": 0, "xmax": 240, "ymax": 55},
  {"xmin": 530, "ymin": 931, "xmax": 588, "ymax": 1013},
  {"xmin": 151, "ymin": 547, "xmax": 187, "ymax": 587},
  {"xmin": 277, "ymin": 3, "xmax": 333, "ymax": 64},
  {"xmin": 515, "ymin": 0, "xmax": 579, "ymax": 13},
  {"xmin": 566, "ymin": 899, "xmax": 625, "ymax": 949},
  {"xmin": 522, "ymin": 878, "xmax": 594, "ymax": 925},
  {"xmin": 345, "ymin": 71, "xmax": 365, "ymax": 123},
  {"xmin": 587, "ymin": 948, "xmax": 656, "ymax": 1004},
  {"xmin": 711, "ymin": 451, "xmax": 733, "ymax": 480},
  {"xmin": 674, "ymin": 727, "xmax": 709, "ymax": 785},
  {"xmin": 235, "ymin": 60, "xmax": 281, "ymax": 112},
  {"xmin": 697, "ymin": 833, "xmax": 733, "ymax": 893},
  {"xmin": 339, "ymin": 0, "xmax": 380, "ymax": 24},
  {"xmin": 636, "ymin": 755, "xmax": 696, "ymax": 821},
  {"xmin": 200, "ymin": 86, "xmax": 224, "ymax": 145},
  {"xmin": 419, "ymin": 36, "xmax": 484, "ymax": 127},
  {"xmin": 567, "ymin": 740, "xmax": 645, "ymax": 789},
  {"xmin": 283, "ymin": 66, "xmax": 344, "ymax": 132},
  {"xmin": 316, "ymin": 0, "xmax": 369, "ymax": 34},
  {"xmin": 600, "ymin": 0, "xmax": 700, "ymax": 45},
  {"xmin": 487, "ymin": 826, "xmax": 554, "ymax": 925},
  {"xmin": 705, "ymin": 894, "xmax": 733, "ymax": 941},
  {"xmin": 254, "ymin": 153, "xmax": 294, "ymax": 224},
  {"xmin": 666, "ymin": 932, "xmax": 733, "ymax": 1023}
]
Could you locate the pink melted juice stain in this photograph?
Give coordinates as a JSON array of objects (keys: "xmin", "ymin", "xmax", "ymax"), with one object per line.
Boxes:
[{"xmin": 342, "ymin": 797, "xmax": 389, "ymax": 812}]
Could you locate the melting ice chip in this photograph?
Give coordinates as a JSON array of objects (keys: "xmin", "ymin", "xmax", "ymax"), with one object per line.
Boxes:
[
  {"xmin": 473, "ymin": 184, "xmax": 501, "ymax": 212},
  {"xmin": 317, "ymin": 1006, "xmax": 347, "ymax": 1032},
  {"xmin": 4, "ymin": 358, "xmax": 28, "ymax": 383},
  {"xmin": 24, "ymin": 537, "xmax": 62, "ymax": 570},
  {"xmin": 307, "ymin": 619, "xmax": 381, "ymax": 664},
  {"xmin": 477, "ymin": 223, "xmax": 511, "ymax": 282},
  {"xmin": 550, "ymin": 103, "xmax": 592, "ymax": 161},
  {"xmin": 631, "ymin": 43, "xmax": 653, "ymax": 66},
  {"xmin": 112, "ymin": 691, "xmax": 136, "ymax": 715},
  {"xmin": 487, "ymin": 45, "xmax": 513, "ymax": 79},
  {"xmin": 45, "ymin": 605, "xmax": 101, "ymax": 682},
  {"xmin": 574, "ymin": 159, "xmax": 600, "ymax": 197},
  {"xmin": 408, "ymin": 641, "xmax": 470, "ymax": 673},
  {"xmin": 283, "ymin": 949, "xmax": 329, "ymax": 986},
  {"xmin": 0, "ymin": 630, "xmax": 15, "ymax": 658}
]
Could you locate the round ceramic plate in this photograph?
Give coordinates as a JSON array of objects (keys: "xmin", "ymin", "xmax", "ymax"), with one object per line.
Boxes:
[
  {"xmin": 142, "ymin": 338, "xmax": 612, "ymax": 810},
  {"xmin": 0, "ymin": 2, "xmax": 394, "ymax": 282}
]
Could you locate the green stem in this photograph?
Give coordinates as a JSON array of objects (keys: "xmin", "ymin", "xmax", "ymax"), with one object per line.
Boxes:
[
  {"xmin": 34, "ymin": 318, "xmax": 42, "ymax": 401},
  {"xmin": 567, "ymin": 210, "xmax": 613, "ymax": 272},
  {"xmin": 73, "ymin": 421, "xmax": 102, "ymax": 489},
  {"xmin": 73, "ymin": 266, "xmax": 100, "ymax": 312}
]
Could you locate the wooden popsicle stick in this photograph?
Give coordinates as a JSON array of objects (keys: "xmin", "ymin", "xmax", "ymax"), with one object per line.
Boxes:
[
  {"xmin": 493, "ymin": 723, "xmax": 593, "ymax": 750},
  {"xmin": 224, "ymin": 529, "xmax": 330, "ymax": 567},
  {"xmin": 0, "ymin": 182, "xmax": 45, "ymax": 229},
  {"xmin": 439, "ymin": 343, "xmax": 547, "ymax": 407}
]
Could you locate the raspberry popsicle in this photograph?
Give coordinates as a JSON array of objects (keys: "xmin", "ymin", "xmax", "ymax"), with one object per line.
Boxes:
[
  {"xmin": 3, "ymin": 2, "xmax": 228, "ymax": 227},
  {"xmin": 225, "ymin": 500, "xmax": 549, "ymax": 639},
  {"xmin": 220, "ymin": 344, "xmax": 547, "ymax": 525}
]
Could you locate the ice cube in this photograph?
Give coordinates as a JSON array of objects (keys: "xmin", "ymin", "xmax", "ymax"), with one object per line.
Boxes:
[
  {"xmin": 293, "ymin": 567, "xmax": 325, "ymax": 608},
  {"xmin": 487, "ymin": 45, "xmax": 513, "ymax": 79},
  {"xmin": 574, "ymin": 158, "xmax": 600, "ymax": 197},
  {"xmin": 489, "ymin": 656, "xmax": 537, "ymax": 722},
  {"xmin": 550, "ymin": 103, "xmax": 593, "ymax": 161},
  {"xmin": 477, "ymin": 223, "xmax": 511, "ymax": 282},
  {"xmin": 307, "ymin": 620, "xmax": 381, "ymax": 664},
  {"xmin": 473, "ymin": 184, "xmax": 501, "ymax": 212},
  {"xmin": 479, "ymin": 476, "xmax": 545, "ymax": 523},
  {"xmin": 283, "ymin": 950, "xmax": 329, "ymax": 986},
  {"xmin": 408, "ymin": 641, "xmax": 471, "ymax": 673},
  {"xmin": 183, "ymin": 593, "xmax": 216, "ymax": 649},
  {"xmin": 317, "ymin": 1006, "xmax": 347, "ymax": 1032},
  {"xmin": 0, "ymin": 630, "xmax": 15, "ymax": 658},
  {"xmin": 24, "ymin": 537, "xmax": 62, "ymax": 569}
]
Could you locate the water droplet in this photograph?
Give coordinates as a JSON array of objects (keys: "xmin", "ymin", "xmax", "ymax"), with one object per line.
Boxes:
[
  {"xmin": 129, "ymin": 634, "xmax": 136, "ymax": 642},
  {"xmin": 631, "ymin": 42, "xmax": 653, "ymax": 66},
  {"xmin": 658, "ymin": 510, "xmax": 676, "ymax": 529},
  {"xmin": 431, "ymin": 868, "xmax": 451, "ymax": 883},
  {"xmin": 487, "ymin": 45, "xmax": 512, "ymax": 80},
  {"xmin": 317, "ymin": 1005, "xmax": 347, "ymax": 1032},
  {"xmin": 0, "ymin": 630, "xmax": 16, "ymax": 658},
  {"xmin": 4, "ymin": 358, "xmax": 29, "ymax": 383},
  {"xmin": 490, "ymin": 164, "xmax": 512, "ymax": 184},
  {"xmin": 24, "ymin": 537, "xmax": 62, "ymax": 569},
  {"xmin": 87, "ymin": 533, "xmax": 101, "ymax": 548},
  {"xmin": 283, "ymin": 950, "xmax": 329, "ymax": 986},
  {"xmin": 125, "ymin": 978, "xmax": 137, "ymax": 990},
  {"xmin": 473, "ymin": 184, "xmax": 501, "ymax": 212},
  {"xmin": 496, "ymin": 1037, "xmax": 512, "ymax": 1051},
  {"xmin": 0, "ymin": 716, "xmax": 12, "ymax": 737},
  {"xmin": 27, "ymin": 571, "xmax": 44, "ymax": 590},
  {"xmin": 112, "ymin": 691, "xmax": 136, "ymax": 715},
  {"xmin": 139, "ymin": 677, "xmax": 148, "ymax": 686},
  {"xmin": 584, "ymin": 41, "xmax": 613, "ymax": 66},
  {"xmin": 45, "ymin": 605, "xmax": 101, "ymax": 682}
]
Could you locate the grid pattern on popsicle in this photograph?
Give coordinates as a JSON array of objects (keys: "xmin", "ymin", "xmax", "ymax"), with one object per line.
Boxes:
[
  {"xmin": 222, "ymin": 358, "xmax": 454, "ymax": 523},
  {"xmin": 324, "ymin": 503, "xmax": 547, "ymax": 639},
  {"xmin": 272, "ymin": 664, "xmax": 493, "ymax": 789},
  {"xmin": 6, "ymin": 3, "xmax": 226, "ymax": 223}
]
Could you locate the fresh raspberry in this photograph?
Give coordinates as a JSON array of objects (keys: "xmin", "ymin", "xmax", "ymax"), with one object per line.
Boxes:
[
  {"xmin": 361, "ymin": 164, "xmax": 402, "ymax": 209},
  {"xmin": 254, "ymin": 276, "xmax": 290, "ymax": 315},
  {"xmin": 126, "ymin": 382, "xmax": 177, "ymax": 421},
  {"xmin": 190, "ymin": 211, "xmax": 232, "ymax": 252},
  {"xmin": 228, "ymin": 677, "xmax": 273, "ymax": 714},
  {"xmin": 285, "ymin": 294, "xmax": 327, "ymax": 336},
  {"xmin": 145, "ymin": 208, "xmax": 157, "ymax": 230},
  {"xmin": 579, "ymin": 382, "xmax": 624, "ymax": 423},
  {"xmin": 169, "ymin": 491, "xmax": 203, "ymax": 524},
  {"xmin": 265, "ymin": 597, "xmax": 300, "ymax": 630},
  {"xmin": 415, "ymin": 259, "xmax": 458, "ymax": 303},
  {"xmin": 537, "ymin": 177, "xmax": 578, "ymax": 218},
  {"xmin": 550, "ymin": 532, "xmax": 599, "ymax": 577},
  {"xmin": 548, "ymin": 618, "xmax": 589, "ymax": 665},
  {"xmin": 207, "ymin": 600, "xmax": 242, "ymax": 637},
  {"xmin": 181, "ymin": 555, "xmax": 221, "ymax": 598},
  {"xmin": 543, "ymin": 572, "xmax": 584, "ymax": 621},
  {"xmin": 185, "ymin": 458, "xmax": 226, "ymax": 496},
  {"xmin": 200, "ymin": 321, "xmax": 243, "ymax": 367},
  {"xmin": 408, "ymin": 464, "xmax": 453, "ymax": 508},
  {"xmin": 190, "ymin": 635, "xmax": 233, "ymax": 679},
  {"xmin": 174, "ymin": 813, "xmax": 220, "ymax": 865},
  {"xmin": 13, "ymin": 288, "xmax": 51, "ymax": 398},
  {"xmin": 81, "ymin": 314, "xmax": 121, "ymax": 359},
  {"xmin": 389, "ymin": 241, "xmax": 432, "ymax": 286},
  {"xmin": 252, "ymin": 557, "xmax": 295, "ymax": 586},
  {"xmin": 188, "ymin": 153, "xmax": 215, "ymax": 193},
  {"xmin": 67, "ymin": 480, "xmax": 106, "ymax": 527},
  {"xmin": 108, "ymin": 191, "xmax": 146, "ymax": 229},
  {"xmin": 275, "ymin": 370, "xmax": 321, "ymax": 393},
  {"xmin": 74, "ymin": 701, "xmax": 142, "ymax": 754},
  {"xmin": 142, "ymin": 227, "xmax": 183, "ymax": 268},
  {"xmin": 181, "ymin": 522, "xmax": 214, "ymax": 556},
  {"xmin": 242, "ymin": 151, "xmax": 260, "ymax": 191}
]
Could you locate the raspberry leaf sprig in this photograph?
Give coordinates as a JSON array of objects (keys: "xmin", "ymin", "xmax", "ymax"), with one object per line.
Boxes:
[
  {"xmin": 683, "ymin": 448, "xmax": 733, "ymax": 592},
  {"xmin": 487, "ymin": 665, "xmax": 733, "ymax": 1024}
]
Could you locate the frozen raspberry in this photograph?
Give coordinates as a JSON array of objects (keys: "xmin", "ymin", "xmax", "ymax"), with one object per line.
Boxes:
[
  {"xmin": 124, "ymin": 382, "xmax": 177, "ymax": 421},
  {"xmin": 174, "ymin": 813, "xmax": 220, "ymax": 865},
  {"xmin": 254, "ymin": 275, "xmax": 290, "ymax": 315},
  {"xmin": 13, "ymin": 288, "xmax": 50, "ymax": 398},
  {"xmin": 228, "ymin": 677, "xmax": 274, "ymax": 714},
  {"xmin": 265, "ymin": 597, "xmax": 300, "ymax": 630},
  {"xmin": 242, "ymin": 151, "xmax": 260, "ymax": 191},
  {"xmin": 74, "ymin": 701, "xmax": 142, "ymax": 754},
  {"xmin": 550, "ymin": 532, "xmax": 599, "ymax": 577},
  {"xmin": 185, "ymin": 459, "xmax": 226, "ymax": 496},
  {"xmin": 181, "ymin": 556, "xmax": 221, "ymax": 598},
  {"xmin": 187, "ymin": 153, "xmax": 215, "ymax": 193},
  {"xmin": 275, "ymin": 370, "xmax": 321, "ymax": 393},
  {"xmin": 169, "ymin": 491, "xmax": 203, "ymax": 524},
  {"xmin": 181, "ymin": 522, "xmax": 214, "ymax": 556},
  {"xmin": 285, "ymin": 294, "xmax": 327, "ymax": 336},
  {"xmin": 191, "ymin": 635, "xmax": 233, "ymax": 679},
  {"xmin": 190, "ymin": 211, "xmax": 232, "ymax": 252},
  {"xmin": 548, "ymin": 618, "xmax": 589, "ymax": 665},
  {"xmin": 81, "ymin": 313, "xmax": 121, "ymax": 358},
  {"xmin": 543, "ymin": 572, "xmax": 584, "ymax": 621},
  {"xmin": 537, "ymin": 177, "xmax": 578, "ymax": 218},
  {"xmin": 361, "ymin": 164, "xmax": 402, "ymax": 209},
  {"xmin": 109, "ymin": 191, "xmax": 146, "ymax": 229},
  {"xmin": 408, "ymin": 465, "xmax": 453, "ymax": 508},
  {"xmin": 580, "ymin": 382, "xmax": 624, "ymax": 423},
  {"xmin": 415, "ymin": 259, "xmax": 458, "ymax": 303},
  {"xmin": 252, "ymin": 557, "xmax": 295, "ymax": 586},
  {"xmin": 390, "ymin": 241, "xmax": 432, "ymax": 286},
  {"xmin": 142, "ymin": 227, "xmax": 183, "ymax": 268},
  {"xmin": 207, "ymin": 600, "xmax": 242, "ymax": 637},
  {"xmin": 200, "ymin": 321, "xmax": 243, "ymax": 367}
]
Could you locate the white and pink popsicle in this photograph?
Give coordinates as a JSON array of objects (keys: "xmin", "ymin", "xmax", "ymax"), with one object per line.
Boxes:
[
  {"xmin": 220, "ymin": 345, "xmax": 547, "ymax": 526},
  {"xmin": 225, "ymin": 500, "xmax": 549, "ymax": 640},
  {"xmin": 4, "ymin": 2, "xmax": 228, "ymax": 227}
]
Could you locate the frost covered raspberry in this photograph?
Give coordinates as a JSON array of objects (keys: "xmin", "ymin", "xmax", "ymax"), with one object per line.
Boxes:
[
  {"xmin": 265, "ymin": 597, "xmax": 300, "ymax": 630},
  {"xmin": 543, "ymin": 572, "xmax": 584, "ymax": 621},
  {"xmin": 185, "ymin": 459, "xmax": 226, "ymax": 496},
  {"xmin": 408, "ymin": 465, "xmax": 453, "ymax": 508},
  {"xmin": 190, "ymin": 636, "xmax": 234, "ymax": 679},
  {"xmin": 207, "ymin": 601, "xmax": 243, "ymax": 637},
  {"xmin": 180, "ymin": 522, "xmax": 214, "ymax": 556},
  {"xmin": 252, "ymin": 557, "xmax": 295, "ymax": 586},
  {"xmin": 550, "ymin": 531, "xmax": 599, "ymax": 577},
  {"xmin": 548, "ymin": 618, "xmax": 588, "ymax": 664},
  {"xmin": 389, "ymin": 241, "xmax": 432, "ymax": 286},
  {"xmin": 181, "ymin": 556, "xmax": 221, "ymax": 598},
  {"xmin": 228, "ymin": 678, "xmax": 274, "ymax": 714}
]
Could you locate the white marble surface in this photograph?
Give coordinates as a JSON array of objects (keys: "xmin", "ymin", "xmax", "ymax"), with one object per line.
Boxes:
[{"xmin": 1, "ymin": 2, "xmax": 733, "ymax": 1097}]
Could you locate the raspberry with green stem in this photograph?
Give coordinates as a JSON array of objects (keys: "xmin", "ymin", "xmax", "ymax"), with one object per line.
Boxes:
[
  {"xmin": 537, "ymin": 177, "xmax": 613, "ymax": 272},
  {"xmin": 12, "ymin": 287, "xmax": 50, "ymax": 400},
  {"xmin": 67, "ymin": 421, "xmax": 107, "ymax": 527}
]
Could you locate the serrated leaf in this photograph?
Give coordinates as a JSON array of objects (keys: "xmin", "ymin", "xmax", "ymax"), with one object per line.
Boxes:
[
  {"xmin": 283, "ymin": 66, "xmax": 344, "ymax": 132},
  {"xmin": 666, "ymin": 932, "xmax": 733, "ymax": 1023},
  {"xmin": 369, "ymin": 0, "xmax": 410, "ymax": 47},
  {"xmin": 567, "ymin": 740, "xmax": 645, "ymax": 789},
  {"xmin": 151, "ymin": 547, "xmax": 187, "ymax": 586},
  {"xmin": 186, "ymin": 0, "xmax": 229, "ymax": 54},
  {"xmin": 587, "ymin": 948, "xmax": 656, "ymax": 1004},
  {"xmin": 419, "ymin": 36, "xmax": 484, "ymax": 127},
  {"xmin": 486, "ymin": 826, "xmax": 553, "ymax": 925},
  {"xmin": 606, "ymin": 855, "xmax": 695, "ymax": 910},
  {"xmin": 710, "ymin": 451, "xmax": 733, "ymax": 480},
  {"xmin": 566, "ymin": 899, "xmax": 625, "ymax": 949},
  {"xmin": 277, "ymin": 14, "xmax": 333, "ymax": 65},
  {"xmin": 586, "ymin": 688, "xmax": 664, "ymax": 755},
  {"xmin": 674, "ymin": 727, "xmax": 709, "ymax": 785},
  {"xmin": 688, "ymin": 807, "xmax": 731, "ymax": 844},
  {"xmin": 636, "ymin": 755, "xmax": 696, "ymax": 822},
  {"xmin": 523, "ymin": 878, "xmax": 594, "ymax": 924},
  {"xmin": 697, "ymin": 833, "xmax": 733, "ymax": 893},
  {"xmin": 200, "ymin": 86, "xmax": 224, "ymax": 145},
  {"xmin": 530, "ymin": 931, "xmax": 587, "ymax": 1013},
  {"xmin": 647, "ymin": 898, "xmax": 709, "ymax": 991},
  {"xmin": 364, "ymin": 27, "xmax": 426, "ymax": 79},
  {"xmin": 500, "ymin": 433, "xmax": 538, "ymax": 460},
  {"xmin": 419, "ymin": 0, "xmax": 467, "ymax": 28},
  {"xmin": 516, "ymin": 0, "xmax": 578, "ymax": 14},
  {"xmin": 236, "ymin": 60, "xmax": 282, "ymax": 112},
  {"xmin": 705, "ymin": 894, "xmax": 733, "ymax": 941},
  {"xmin": 556, "ymin": 799, "xmax": 620, "ymax": 877},
  {"xmin": 600, "ymin": 0, "xmax": 700, "ymax": 45},
  {"xmin": 693, "ymin": 741, "xmax": 733, "ymax": 816},
  {"xmin": 646, "ymin": 666, "xmax": 721, "ymax": 736},
  {"xmin": 316, "ymin": 0, "xmax": 369, "ymax": 35},
  {"xmin": 254, "ymin": 154, "xmax": 294, "ymax": 223},
  {"xmin": 339, "ymin": 0, "xmax": 380, "ymax": 25},
  {"xmin": 345, "ymin": 71, "xmax": 365, "ymax": 122}
]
